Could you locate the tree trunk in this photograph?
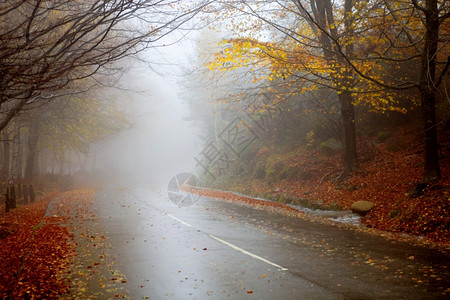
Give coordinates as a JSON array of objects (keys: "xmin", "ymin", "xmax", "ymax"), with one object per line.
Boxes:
[
  {"xmin": 8, "ymin": 185, "xmax": 16, "ymax": 209},
  {"xmin": 29, "ymin": 184, "xmax": 36, "ymax": 203},
  {"xmin": 11, "ymin": 120, "xmax": 22, "ymax": 179},
  {"xmin": 52, "ymin": 153, "xmax": 57, "ymax": 174},
  {"xmin": 339, "ymin": 90, "xmax": 358, "ymax": 173},
  {"xmin": 17, "ymin": 183, "xmax": 22, "ymax": 203},
  {"xmin": 59, "ymin": 158, "xmax": 64, "ymax": 176},
  {"xmin": 4, "ymin": 192, "xmax": 10, "ymax": 213},
  {"xmin": 420, "ymin": 0, "xmax": 441, "ymax": 181},
  {"xmin": 341, "ymin": 0, "xmax": 357, "ymax": 174},
  {"xmin": 23, "ymin": 184, "xmax": 29, "ymax": 204},
  {"xmin": 2, "ymin": 129, "xmax": 10, "ymax": 182},
  {"xmin": 68, "ymin": 149, "xmax": 72, "ymax": 176},
  {"xmin": 24, "ymin": 119, "xmax": 41, "ymax": 181},
  {"xmin": 312, "ymin": 0, "xmax": 358, "ymax": 175}
]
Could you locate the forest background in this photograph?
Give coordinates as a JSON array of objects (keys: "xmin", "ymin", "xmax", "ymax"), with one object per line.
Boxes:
[
  {"xmin": 180, "ymin": 0, "xmax": 450, "ymax": 245},
  {"xmin": 0, "ymin": 0, "xmax": 449, "ymax": 245}
]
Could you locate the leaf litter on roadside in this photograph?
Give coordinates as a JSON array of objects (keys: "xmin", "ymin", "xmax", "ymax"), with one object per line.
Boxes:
[{"xmin": 0, "ymin": 189, "xmax": 129, "ymax": 299}]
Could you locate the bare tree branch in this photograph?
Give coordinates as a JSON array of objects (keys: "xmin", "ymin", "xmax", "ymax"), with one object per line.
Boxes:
[{"xmin": 0, "ymin": 0, "xmax": 211, "ymax": 131}]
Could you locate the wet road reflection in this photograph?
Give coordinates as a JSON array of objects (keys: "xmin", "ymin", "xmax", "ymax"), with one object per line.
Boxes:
[{"xmin": 94, "ymin": 184, "xmax": 449, "ymax": 299}]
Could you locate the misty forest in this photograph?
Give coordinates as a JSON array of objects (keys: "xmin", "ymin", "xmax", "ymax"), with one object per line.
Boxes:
[{"xmin": 1, "ymin": 1, "xmax": 449, "ymax": 299}]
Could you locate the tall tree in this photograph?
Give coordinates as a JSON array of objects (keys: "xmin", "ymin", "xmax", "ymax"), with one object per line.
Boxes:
[
  {"xmin": 208, "ymin": 0, "xmax": 449, "ymax": 180},
  {"xmin": 1, "ymin": 128, "xmax": 10, "ymax": 183},
  {"xmin": 24, "ymin": 117, "xmax": 40, "ymax": 181},
  {"xmin": 11, "ymin": 120, "xmax": 23, "ymax": 179},
  {"xmin": 414, "ymin": 0, "xmax": 446, "ymax": 180},
  {"xmin": 310, "ymin": 0, "xmax": 358, "ymax": 173},
  {"xmin": 209, "ymin": 0, "xmax": 361, "ymax": 174}
]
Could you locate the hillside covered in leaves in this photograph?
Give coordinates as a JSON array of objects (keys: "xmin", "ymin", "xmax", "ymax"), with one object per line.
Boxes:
[
  {"xmin": 203, "ymin": 127, "xmax": 450, "ymax": 246},
  {"xmin": 176, "ymin": 0, "xmax": 450, "ymax": 246}
]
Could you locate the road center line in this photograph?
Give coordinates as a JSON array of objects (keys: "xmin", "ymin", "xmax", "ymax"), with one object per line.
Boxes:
[
  {"xmin": 137, "ymin": 190, "xmax": 287, "ymax": 272},
  {"xmin": 209, "ymin": 234, "xmax": 288, "ymax": 271},
  {"xmin": 167, "ymin": 213, "xmax": 192, "ymax": 227}
]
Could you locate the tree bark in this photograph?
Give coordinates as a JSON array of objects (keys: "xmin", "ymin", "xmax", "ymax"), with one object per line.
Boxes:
[
  {"xmin": 29, "ymin": 184, "xmax": 36, "ymax": 203},
  {"xmin": 339, "ymin": 90, "xmax": 358, "ymax": 173},
  {"xmin": 24, "ymin": 119, "xmax": 41, "ymax": 181},
  {"xmin": 4, "ymin": 192, "xmax": 10, "ymax": 213},
  {"xmin": 419, "ymin": 0, "xmax": 441, "ymax": 181},
  {"xmin": 8, "ymin": 185, "xmax": 16, "ymax": 210},
  {"xmin": 11, "ymin": 120, "xmax": 22, "ymax": 179},
  {"xmin": 310, "ymin": 0, "xmax": 359, "ymax": 174},
  {"xmin": 23, "ymin": 184, "xmax": 29, "ymax": 205},
  {"xmin": 17, "ymin": 183, "xmax": 22, "ymax": 203},
  {"xmin": 1, "ymin": 129, "xmax": 10, "ymax": 182}
]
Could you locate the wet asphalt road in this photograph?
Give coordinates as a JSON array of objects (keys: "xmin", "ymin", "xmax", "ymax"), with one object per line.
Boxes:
[{"xmin": 94, "ymin": 184, "xmax": 449, "ymax": 299}]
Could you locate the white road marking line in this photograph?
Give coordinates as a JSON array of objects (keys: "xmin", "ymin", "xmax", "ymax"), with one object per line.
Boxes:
[
  {"xmin": 167, "ymin": 213, "xmax": 192, "ymax": 227},
  {"xmin": 209, "ymin": 234, "xmax": 288, "ymax": 271},
  {"xmin": 154, "ymin": 195, "xmax": 287, "ymax": 272}
]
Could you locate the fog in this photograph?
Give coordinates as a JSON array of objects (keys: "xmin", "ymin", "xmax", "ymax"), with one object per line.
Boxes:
[{"xmin": 92, "ymin": 38, "xmax": 201, "ymax": 185}]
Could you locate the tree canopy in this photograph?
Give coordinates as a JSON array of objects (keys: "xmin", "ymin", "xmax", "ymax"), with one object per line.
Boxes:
[
  {"xmin": 0, "ymin": 0, "xmax": 209, "ymax": 131},
  {"xmin": 204, "ymin": 0, "xmax": 449, "ymax": 180}
]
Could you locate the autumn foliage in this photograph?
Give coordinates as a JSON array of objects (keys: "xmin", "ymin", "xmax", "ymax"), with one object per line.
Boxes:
[
  {"xmin": 0, "ymin": 195, "xmax": 74, "ymax": 298},
  {"xmin": 182, "ymin": 186, "xmax": 300, "ymax": 214},
  {"xmin": 191, "ymin": 129, "xmax": 450, "ymax": 247}
]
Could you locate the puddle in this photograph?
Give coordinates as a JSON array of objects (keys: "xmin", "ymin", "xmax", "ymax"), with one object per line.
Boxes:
[
  {"xmin": 330, "ymin": 214, "xmax": 361, "ymax": 226},
  {"xmin": 288, "ymin": 204, "xmax": 361, "ymax": 226}
]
